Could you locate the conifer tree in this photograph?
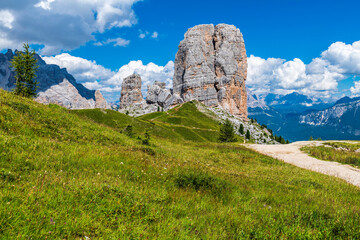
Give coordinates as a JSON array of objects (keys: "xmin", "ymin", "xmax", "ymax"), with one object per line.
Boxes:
[
  {"xmin": 219, "ymin": 119, "xmax": 237, "ymax": 142},
  {"xmin": 246, "ymin": 130, "xmax": 251, "ymax": 140},
  {"xmin": 11, "ymin": 43, "xmax": 38, "ymax": 98},
  {"xmin": 239, "ymin": 124, "xmax": 244, "ymax": 135}
]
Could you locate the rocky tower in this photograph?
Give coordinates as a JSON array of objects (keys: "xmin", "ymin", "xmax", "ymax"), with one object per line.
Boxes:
[
  {"xmin": 173, "ymin": 24, "xmax": 248, "ymax": 119},
  {"xmin": 119, "ymin": 74, "xmax": 144, "ymax": 109}
]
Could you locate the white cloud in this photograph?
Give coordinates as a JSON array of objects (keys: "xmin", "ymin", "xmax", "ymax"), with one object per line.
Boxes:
[
  {"xmin": 106, "ymin": 60, "xmax": 174, "ymax": 96},
  {"xmin": 42, "ymin": 53, "xmax": 114, "ymax": 82},
  {"xmin": 247, "ymin": 41, "xmax": 360, "ymax": 100},
  {"xmin": 151, "ymin": 32, "xmax": 158, "ymax": 39},
  {"xmin": 321, "ymin": 41, "xmax": 360, "ymax": 75},
  {"xmin": 34, "ymin": 0, "xmax": 55, "ymax": 10},
  {"xmin": 95, "ymin": 37, "xmax": 130, "ymax": 47},
  {"xmin": 350, "ymin": 81, "xmax": 360, "ymax": 97},
  {"xmin": 0, "ymin": 0, "xmax": 141, "ymax": 54},
  {"xmin": 42, "ymin": 53, "xmax": 174, "ymax": 102},
  {"xmin": 139, "ymin": 33, "xmax": 146, "ymax": 39},
  {"xmin": 0, "ymin": 10, "xmax": 15, "ymax": 29}
]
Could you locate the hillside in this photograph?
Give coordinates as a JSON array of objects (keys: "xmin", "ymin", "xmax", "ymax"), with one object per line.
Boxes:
[
  {"xmin": 2, "ymin": 90, "xmax": 360, "ymax": 238},
  {"xmin": 73, "ymin": 101, "xmax": 226, "ymax": 143}
]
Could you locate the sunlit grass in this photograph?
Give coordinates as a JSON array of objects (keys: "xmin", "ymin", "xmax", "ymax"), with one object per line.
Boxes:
[
  {"xmin": 302, "ymin": 142, "xmax": 360, "ymax": 167},
  {"xmin": 1, "ymin": 90, "xmax": 360, "ymax": 238}
]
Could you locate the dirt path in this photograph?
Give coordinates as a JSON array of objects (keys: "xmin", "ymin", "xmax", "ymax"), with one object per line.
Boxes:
[{"xmin": 245, "ymin": 141, "xmax": 360, "ymax": 187}]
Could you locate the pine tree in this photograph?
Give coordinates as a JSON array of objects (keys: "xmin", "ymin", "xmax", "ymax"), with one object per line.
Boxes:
[
  {"xmin": 246, "ymin": 130, "xmax": 251, "ymax": 140},
  {"xmin": 11, "ymin": 43, "xmax": 38, "ymax": 98},
  {"xmin": 219, "ymin": 119, "xmax": 237, "ymax": 142},
  {"xmin": 239, "ymin": 124, "xmax": 244, "ymax": 135}
]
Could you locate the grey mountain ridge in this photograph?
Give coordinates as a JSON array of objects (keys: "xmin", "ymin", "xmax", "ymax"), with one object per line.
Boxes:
[{"xmin": 0, "ymin": 49, "xmax": 108, "ymax": 109}]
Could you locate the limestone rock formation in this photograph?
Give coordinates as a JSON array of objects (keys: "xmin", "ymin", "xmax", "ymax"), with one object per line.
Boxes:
[
  {"xmin": 119, "ymin": 74, "xmax": 145, "ymax": 109},
  {"xmin": 173, "ymin": 24, "xmax": 248, "ymax": 119},
  {"xmin": 0, "ymin": 49, "xmax": 108, "ymax": 109},
  {"xmin": 146, "ymin": 81, "xmax": 183, "ymax": 110}
]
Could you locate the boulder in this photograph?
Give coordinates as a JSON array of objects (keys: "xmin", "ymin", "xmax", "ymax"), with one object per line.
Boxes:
[{"xmin": 146, "ymin": 81, "xmax": 183, "ymax": 110}]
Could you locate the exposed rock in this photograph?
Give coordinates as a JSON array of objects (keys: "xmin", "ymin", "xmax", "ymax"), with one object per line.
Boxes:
[
  {"xmin": 119, "ymin": 74, "xmax": 145, "ymax": 109},
  {"xmin": 119, "ymin": 101, "xmax": 159, "ymax": 117},
  {"xmin": 173, "ymin": 24, "xmax": 248, "ymax": 119},
  {"xmin": 95, "ymin": 90, "xmax": 109, "ymax": 109},
  {"xmin": 146, "ymin": 81, "xmax": 183, "ymax": 110},
  {"xmin": 0, "ymin": 49, "xmax": 108, "ymax": 109},
  {"xmin": 193, "ymin": 101, "xmax": 277, "ymax": 144}
]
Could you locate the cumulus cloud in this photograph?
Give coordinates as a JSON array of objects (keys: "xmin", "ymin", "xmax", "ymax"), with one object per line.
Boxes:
[
  {"xmin": 42, "ymin": 53, "xmax": 114, "ymax": 83},
  {"xmin": 247, "ymin": 41, "xmax": 360, "ymax": 100},
  {"xmin": 350, "ymin": 81, "xmax": 360, "ymax": 97},
  {"xmin": 105, "ymin": 60, "xmax": 174, "ymax": 97},
  {"xmin": 42, "ymin": 54, "xmax": 174, "ymax": 102},
  {"xmin": 0, "ymin": 0, "xmax": 140, "ymax": 54}
]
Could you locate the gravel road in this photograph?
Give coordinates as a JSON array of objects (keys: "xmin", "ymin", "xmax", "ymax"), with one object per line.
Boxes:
[{"xmin": 245, "ymin": 141, "xmax": 360, "ymax": 187}]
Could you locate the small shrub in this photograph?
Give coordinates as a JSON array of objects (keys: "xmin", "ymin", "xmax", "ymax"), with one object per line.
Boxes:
[
  {"xmin": 124, "ymin": 125, "xmax": 133, "ymax": 137},
  {"xmin": 141, "ymin": 130, "xmax": 151, "ymax": 145},
  {"xmin": 0, "ymin": 169, "xmax": 16, "ymax": 182},
  {"xmin": 174, "ymin": 170, "xmax": 231, "ymax": 198}
]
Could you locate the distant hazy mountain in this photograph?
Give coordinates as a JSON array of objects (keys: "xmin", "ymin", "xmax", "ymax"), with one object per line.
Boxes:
[
  {"xmin": 247, "ymin": 91, "xmax": 360, "ymax": 141},
  {"xmin": 299, "ymin": 97, "xmax": 360, "ymax": 137}
]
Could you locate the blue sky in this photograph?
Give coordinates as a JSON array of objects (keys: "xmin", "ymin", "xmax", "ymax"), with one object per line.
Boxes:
[{"xmin": 1, "ymin": 0, "xmax": 360, "ymax": 101}]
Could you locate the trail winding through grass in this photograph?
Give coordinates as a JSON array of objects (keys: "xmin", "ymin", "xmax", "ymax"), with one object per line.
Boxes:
[{"xmin": 245, "ymin": 141, "xmax": 360, "ymax": 188}]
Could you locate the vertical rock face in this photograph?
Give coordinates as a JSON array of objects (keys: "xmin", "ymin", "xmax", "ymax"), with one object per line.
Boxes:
[
  {"xmin": 119, "ymin": 74, "xmax": 144, "ymax": 109},
  {"xmin": 174, "ymin": 24, "xmax": 248, "ymax": 119}
]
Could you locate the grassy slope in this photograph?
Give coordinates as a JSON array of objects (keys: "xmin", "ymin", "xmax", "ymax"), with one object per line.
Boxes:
[
  {"xmin": 302, "ymin": 142, "xmax": 360, "ymax": 167},
  {"xmin": 1, "ymin": 90, "xmax": 360, "ymax": 239},
  {"xmin": 74, "ymin": 100, "xmax": 229, "ymax": 143}
]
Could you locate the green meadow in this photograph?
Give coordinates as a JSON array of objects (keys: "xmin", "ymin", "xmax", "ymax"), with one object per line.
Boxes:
[{"xmin": 1, "ymin": 89, "xmax": 360, "ymax": 239}]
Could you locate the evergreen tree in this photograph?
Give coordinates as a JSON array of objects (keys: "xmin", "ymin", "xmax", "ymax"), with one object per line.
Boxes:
[
  {"xmin": 286, "ymin": 140, "xmax": 290, "ymax": 144},
  {"xmin": 246, "ymin": 130, "xmax": 251, "ymax": 140},
  {"xmin": 219, "ymin": 119, "xmax": 237, "ymax": 142},
  {"xmin": 239, "ymin": 124, "xmax": 244, "ymax": 135},
  {"xmin": 309, "ymin": 136, "xmax": 314, "ymax": 141},
  {"xmin": 11, "ymin": 43, "xmax": 38, "ymax": 98}
]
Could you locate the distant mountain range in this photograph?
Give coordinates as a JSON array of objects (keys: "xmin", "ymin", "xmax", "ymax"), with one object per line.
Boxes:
[{"xmin": 248, "ymin": 90, "xmax": 360, "ymax": 141}]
